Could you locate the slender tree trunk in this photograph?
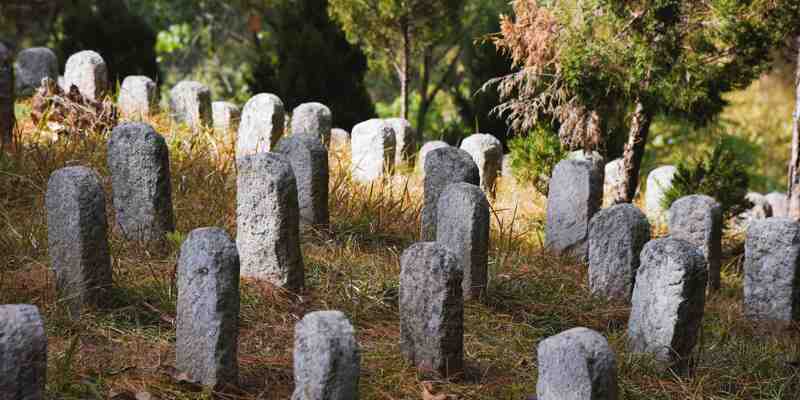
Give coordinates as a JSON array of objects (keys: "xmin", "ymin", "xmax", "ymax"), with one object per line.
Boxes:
[
  {"xmin": 614, "ymin": 100, "xmax": 653, "ymax": 204},
  {"xmin": 788, "ymin": 36, "xmax": 800, "ymax": 220},
  {"xmin": 400, "ymin": 19, "xmax": 411, "ymax": 122}
]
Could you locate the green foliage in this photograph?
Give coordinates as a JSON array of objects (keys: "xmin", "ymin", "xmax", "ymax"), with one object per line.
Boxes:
[
  {"xmin": 508, "ymin": 127, "xmax": 567, "ymax": 196},
  {"xmin": 661, "ymin": 138, "xmax": 751, "ymax": 223}
]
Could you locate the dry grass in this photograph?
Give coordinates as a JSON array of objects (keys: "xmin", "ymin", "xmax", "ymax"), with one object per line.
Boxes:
[{"xmin": 1, "ymin": 101, "xmax": 799, "ymax": 399}]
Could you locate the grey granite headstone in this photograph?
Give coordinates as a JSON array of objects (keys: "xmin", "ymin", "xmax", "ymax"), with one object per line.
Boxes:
[
  {"xmin": 765, "ymin": 192, "xmax": 788, "ymax": 218},
  {"xmin": 400, "ymin": 242, "xmax": 463, "ymax": 377},
  {"xmin": 417, "ymin": 141, "xmax": 449, "ymax": 175},
  {"xmin": 275, "ymin": 135, "xmax": 329, "ymax": 229},
  {"xmin": 460, "ymin": 133, "xmax": 503, "ymax": 194},
  {"xmin": 0, "ymin": 305, "xmax": 47, "ymax": 400},
  {"xmin": 237, "ymin": 93, "xmax": 285, "ymax": 157},
  {"xmin": 236, "ymin": 152, "xmax": 304, "ymax": 289},
  {"xmin": 645, "ymin": 166, "xmax": 677, "ymax": 222},
  {"xmin": 0, "ymin": 43, "xmax": 13, "ymax": 147},
  {"xmin": 291, "ymin": 102, "xmax": 332, "ymax": 147},
  {"xmin": 603, "ymin": 158, "xmax": 625, "ymax": 205},
  {"xmin": 169, "ymin": 81, "xmax": 212, "ymax": 130},
  {"xmin": 14, "ymin": 47, "xmax": 58, "ymax": 97},
  {"xmin": 211, "ymin": 101, "xmax": 240, "ymax": 134},
  {"xmin": 119, "ymin": 75, "xmax": 158, "ymax": 119},
  {"xmin": 107, "ymin": 122, "xmax": 175, "ymax": 241},
  {"xmin": 628, "ymin": 238, "xmax": 707, "ymax": 369},
  {"xmin": 545, "ymin": 159, "xmax": 603, "ymax": 260},
  {"xmin": 177, "ymin": 227, "xmax": 240, "ymax": 387},
  {"xmin": 536, "ymin": 327, "xmax": 618, "ymax": 400},
  {"xmin": 744, "ymin": 218, "xmax": 800, "ymax": 322},
  {"xmin": 63, "ymin": 50, "xmax": 108, "ymax": 101},
  {"xmin": 669, "ymin": 195, "xmax": 722, "ymax": 290},
  {"xmin": 350, "ymin": 119, "xmax": 396, "ymax": 183},
  {"xmin": 588, "ymin": 204, "xmax": 650, "ymax": 302},
  {"xmin": 437, "ymin": 182, "xmax": 490, "ymax": 300},
  {"xmin": 46, "ymin": 166, "xmax": 112, "ymax": 318},
  {"xmin": 421, "ymin": 147, "xmax": 479, "ymax": 240},
  {"xmin": 291, "ymin": 311, "xmax": 360, "ymax": 400},
  {"xmin": 385, "ymin": 118, "xmax": 416, "ymax": 167}
]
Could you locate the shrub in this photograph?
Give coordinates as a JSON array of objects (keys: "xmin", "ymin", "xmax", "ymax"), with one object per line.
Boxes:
[{"xmin": 508, "ymin": 126, "xmax": 566, "ymax": 196}]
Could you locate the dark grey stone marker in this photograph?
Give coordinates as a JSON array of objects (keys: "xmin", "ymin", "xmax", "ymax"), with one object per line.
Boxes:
[
  {"xmin": 0, "ymin": 42, "xmax": 13, "ymax": 147},
  {"xmin": 119, "ymin": 76, "xmax": 159, "ymax": 119},
  {"xmin": 436, "ymin": 182, "xmax": 490, "ymax": 300},
  {"xmin": 588, "ymin": 204, "xmax": 650, "ymax": 302},
  {"xmin": 0, "ymin": 304, "xmax": 47, "ymax": 400},
  {"xmin": 421, "ymin": 147, "xmax": 479, "ymax": 241},
  {"xmin": 63, "ymin": 50, "xmax": 108, "ymax": 101},
  {"xmin": 176, "ymin": 227, "xmax": 240, "ymax": 387},
  {"xmin": 236, "ymin": 152, "xmax": 304, "ymax": 289},
  {"xmin": 744, "ymin": 218, "xmax": 800, "ymax": 322},
  {"xmin": 46, "ymin": 166, "xmax": 112, "ymax": 318},
  {"xmin": 14, "ymin": 47, "xmax": 58, "ymax": 97},
  {"xmin": 417, "ymin": 140, "xmax": 449, "ymax": 175},
  {"xmin": 628, "ymin": 238, "xmax": 707, "ymax": 369},
  {"xmin": 400, "ymin": 242, "xmax": 463, "ymax": 377},
  {"xmin": 108, "ymin": 122, "xmax": 175, "ymax": 241},
  {"xmin": 291, "ymin": 311, "xmax": 360, "ymax": 400},
  {"xmin": 275, "ymin": 135, "xmax": 329, "ymax": 229},
  {"xmin": 536, "ymin": 327, "xmax": 618, "ymax": 400},
  {"xmin": 291, "ymin": 102, "xmax": 332, "ymax": 147},
  {"xmin": 169, "ymin": 81, "xmax": 212, "ymax": 130},
  {"xmin": 545, "ymin": 159, "xmax": 603, "ymax": 261},
  {"xmin": 669, "ymin": 195, "xmax": 722, "ymax": 290}
]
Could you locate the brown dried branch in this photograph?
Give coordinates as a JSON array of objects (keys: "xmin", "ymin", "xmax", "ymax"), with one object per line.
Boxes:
[{"xmin": 31, "ymin": 77, "xmax": 118, "ymax": 138}]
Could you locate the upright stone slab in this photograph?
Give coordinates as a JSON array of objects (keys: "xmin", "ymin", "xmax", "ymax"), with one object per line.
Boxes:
[
  {"xmin": 603, "ymin": 158, "xmax": 625, "ymax": 205},
  {"xmin": 536, "ymin": 327, "xmax": 618, "ymax": 400},
  {"xmin": 765, "ymin": 192, "xmax": 788, "ymax": 217},
  {"xmin": 291, "ymin": 102, "xmax": 332, "ymax": 146},
  {"xmin": 400, "ymin": 242, "xmax": 463, "ymax": 377},
  {"xmin": 645, "ymin": 166, "xmax": 677, "ymax": 222},
  {"xmin": 330, "ymin": 128, "xmax": 349, "ymax": 150},
  {"xmin": 628, "ymin": 238, "xmax": 707, "ymax": 369},
  {"xmin": 14, "ymin": 47, "xmax": 58, "ymax": 97},
  {"xmin": 417, "ymin": 140, "xmax": 449, "ymax": 174},
  {"xmin": 545, "ymin": 159, "xmax": 603, "ymax": 260},
  {"xmin": 0, "ymin": 305, "xmax": 47, "ymax": 400},
  {"xmin": 237, "ymin": 93, "xmax": 285, "ymax": 157},
  {"xmin": 588, "ymin": 204, "xmax": 650, "ymax": 302},
  {"xmin": 108, "ymin": 123, "xmax": 175, "ymax": 241},
  {"xmin": 735, "ymin": 192, "xmax": 773, "ymax": 230},
  {"xmin": 63, "ymin": 50, "xmax": 108, "ymax": 101},
  {"xmin": 176, "ymin": 228, "xmax": 240, "ymax": 387},
  {"xmin": 460, "ymin": 133, "xmax": 503, "ymax": 194},
  {"xmin": 669, "ymin": 195, "xmax": 723, "ymax": 290},
  {"xmin": 275, "ymin": 135, "xmax": 329, "ymax": 228},
  {"xmin": 212, "ymin": 101, "xmax": 240, "ymax": 134},
  {"xmin": 385, "ymin": 118, "xmax": 416, "ymax": 167},
  {"xmin": 436, "ymin": 182, "xmax": 490, "ymax": 300},
  {"xmin": 119, "ymin": 76, "xmax": 158, "ymax": 119},
  {"xmin": 0, "ymin": 43, "xmax": 13, "ymax": 147},
  {"xmin": 169, "ymin": 81, "xmax": 212, "ymax": 130},
  {"xmin": 291, "ymin": 311, "xmax": 360, "ymax": 400},
  {"xmin": 744, "ymin": 218, "xmax": 800, "ymax": 322},
  {"xmin": 350, "ymin": 119, "xmax": 396, "ymax": 183},
  {"xmin": 46, "ymin": 166, "xmax": 112, "ymax": 318},
  {"xmin": 421, "ymin": 147, "xmax": 479, "ymax": 241},
  {"xmin": 236, "ymin": 152, "xmax": 304, "ymax": 289}
]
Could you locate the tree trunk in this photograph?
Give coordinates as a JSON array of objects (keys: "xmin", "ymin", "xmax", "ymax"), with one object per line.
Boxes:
[
  {"xmin": 788, "ymin": 36, "xmax": 800, "ymax": 220},
  {"xmin": 614, "ymin": 100, "xmax": 653, "ymax": 204},
  {"xmin": 400, "ymin": 19, "xmax": 411, "ymax": 122}
]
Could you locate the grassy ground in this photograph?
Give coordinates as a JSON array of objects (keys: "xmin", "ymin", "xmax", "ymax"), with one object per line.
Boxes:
[{"xmin": 1, "ymin": 101, "xmax": 799, "ymax": 400}]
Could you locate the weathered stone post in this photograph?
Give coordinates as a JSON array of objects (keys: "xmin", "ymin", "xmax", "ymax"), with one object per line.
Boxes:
[
  {"xmin": 0, "ymin": 305, "xmax": 47, "ymax": 400},
  {"xmin": 421, "ymin": 147, "xmax": 479, "ymax": 241},
  {"xmin": 460, "ymin": 133, "xmax": 503, "ymax": 195},
  {"xmin": 275, "ymin": 135, "xmax": 329, "ymax": 229},
  {"xmin": 669, "ymin": 195, "xmax": 723, "ymax": 290},
  {"xmin": 545, "ymin": 159, "xmax": 603, "ymax": 260},
  {"xmin": 350, "ymin": 119, "xmax": 396, "ymax": 183},
  {"xmin": 63, "ymin": 50, "xmax": 109, "ymax": 101},
  {"xmin": 237, "ymin": 93, "xmax": 285, "ymax": 157},
  {"xmin": 291, "ymin": 102, "xmax": 332, "ymax": 146},
  {"xmin": 169, "ymin": 81, "xmax": 212, "ymax": 130},
  {"xmin": 119, "ymin": 76, "xmax": 159, "ymax": 119},
  {"xmin": 744, "ymin": 218, "xmax": 800, "ymax": 323}
]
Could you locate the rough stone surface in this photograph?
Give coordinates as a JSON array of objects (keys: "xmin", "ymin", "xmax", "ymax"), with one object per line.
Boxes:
[
  {"xmin": 237, "ymin": 93, "xmax": 285, "ymax": 157},
  {"xmin": 460, "ymin": 133, "xmax": 503, "ymax": 194},
  {"xmin": 588, "ymin": 204, "xmax": 650, "ymax": 302},
  {"xmin": 744, "ymin": 218, "xmax": 800, "ymax": 322},
  {"xmin": 350, "ymin": 119, "xmax": 396, "ymax": 183},
  {"xmin": 212, "ymin": 101, "xmax": 240, "ymax": 134},
  {"xmin": 385, "ymin": 118, "xmax": 416, "ymax": 167},
  {"xmin": 63, "ymin": 50, "xmax": 108, "ymax": 101},
  {"xmin": 603, "ymin": 158, "xmax": 625, "ymax": 205},
  {"xmin": 177, "ymin": 227, "xmax": 240, "ymax": 387},
  {"xmin": 291, "ymin": 311, "xmax": 360, "ymax": 400},
  {"xmin": 0, "ymin": 305, "xmax": 47, "ymax": 400},
  {"xmin": 628, "ymin": 238, "xmax": 707, "ymax": 369},
  {"xmin": 119, "ymin": 76, "xmax": 158, "ymax": 118},
  {"xmin": 669, "ymin": 195, "xmax": 723, "ymax": 290},
  {"xmin": 169, "ymin": 81, "xmax": 212, "ymax": 130},
  {"xmin": 291, "ymin": 102, "xmax": 332, "ymax": 146},
  {"xmin": 46, "ymin": 166, "xmax": 112, "ymax": 318},
  {"xmin": 0, "ymin": 42, "xmax": 13, "ymax": 147},
  {"xmin": 568, "ymin": 150, "xmax": 605, "ymax": 171},
  {"xmin": 545, "ymin": 159, "xmax": 604, "ymax": 260},
  {"xmin": 536, "ymin": 327, "xmax": 618, "ymax": 400},
  {"xmin": 421, "ymin": 147, "xmax": 480, "ymax": 240},
  {"xmin": 765, "ymin": 192, "xmax": 788, "ymax": 218},
  {"xmin": 330, "ymin": 128, "xmax": 349, "ymax": 150},
  {"xmin": 437, "ymin": 182, "xmax": 490, "ymax": 300},
  {"xmin": 735, "ymin": 192, "xmax": 773, "ymax": 230},
  {"xmin": 400, "ymin": 242, "xmax": 463, "ymax": 377},
  {"xmin": 417, "ymin": 140, "xmax": 450, "ymax": 174},
  {"xmin": 107, "ymin": 123, "xmax": 175, "ymax": 241},
  {"xmin": 645, "ymin": 166, "xmax": 677, "ymax": 222},
  {"xmin": 14, "ymin": 47, "xmax": 58, "ymax": 97},
  {"xmin": 236, "ymin": 153, "xmax": 304, "ymax": 289},
  {"xmin": 275, "ymin": 135, "xmax": 329, "ymax": 228}
]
